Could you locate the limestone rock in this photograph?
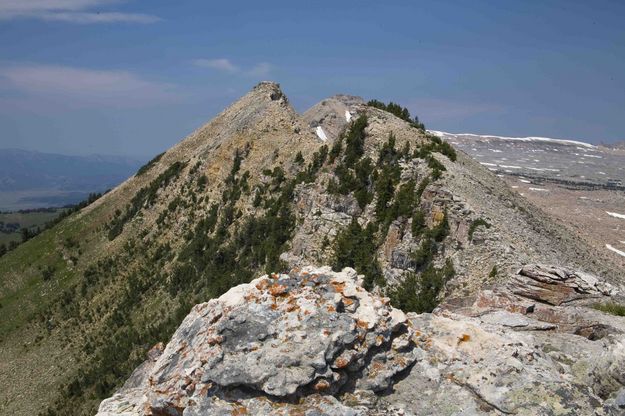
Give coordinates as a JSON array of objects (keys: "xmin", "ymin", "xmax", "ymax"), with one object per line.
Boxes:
[
  {"xmin": 97, "ymin": 267, "xmax": 419, "ymax": 415},
  {"xmin": 98, "ymin": 265, "xmax": 625, "ymax": 415}
]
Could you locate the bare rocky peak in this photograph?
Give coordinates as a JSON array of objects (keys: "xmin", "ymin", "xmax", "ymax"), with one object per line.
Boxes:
[{"xmin": 303, "ymin": 94, "xmax": 366, "ymax": 142}]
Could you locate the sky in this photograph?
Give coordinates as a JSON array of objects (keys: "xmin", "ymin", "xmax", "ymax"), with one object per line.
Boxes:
[{"xmin": 0, "ymin": 0, "xmax": 624, "ymax": 157}]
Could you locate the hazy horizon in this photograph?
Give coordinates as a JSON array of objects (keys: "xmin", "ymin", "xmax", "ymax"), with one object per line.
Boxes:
[{"xmin": 1, "ymin": 1, "xmax": 624, "ymax": 157}]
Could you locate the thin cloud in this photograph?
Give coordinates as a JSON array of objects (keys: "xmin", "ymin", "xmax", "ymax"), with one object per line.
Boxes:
[
  {"xmin": 0, "ymin": 0, "xmax": 160, "ymax": 24},
  {"xmin": 0, "ymin": 63, "xmax": 178, "ymax": 107},
  {"xmin": 193, "ymin": 58, "xmax": 240, "ymax": 73},
  {"xmin": 193, "ymin": 58, "xmax": 273, "ymax": 77}
]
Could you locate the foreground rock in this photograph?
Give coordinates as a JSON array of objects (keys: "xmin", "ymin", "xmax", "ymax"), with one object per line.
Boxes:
[{"xmin": 98, "ymin": 266, "xmax": 625, "ymax": 415}]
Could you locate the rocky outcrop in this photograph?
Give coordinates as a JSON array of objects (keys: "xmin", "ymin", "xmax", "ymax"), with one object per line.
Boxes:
[
  {"xmin": 303, "ymin": 94, "xmax": 365, "ymax": 142},
  {"xmin": 98, "ymin": 266, "xmax": 625, "ymax": 415},
  {"xmin": 97, "ymin": 267, "xmax": 419, "ymax": 415}
]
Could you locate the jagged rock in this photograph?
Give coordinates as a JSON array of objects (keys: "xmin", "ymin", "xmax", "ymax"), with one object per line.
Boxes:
[
  {"xmin": 444, "ymin": 264, "xmax": 624, "ymax": 339},
  {"xmin": 98, "ymin": 265, "xmax": 625, "ymax": 415},
  {"xmin": 513, "ymin": 264, "xmax": 617, "ymax": 305},
  {"xmin": 97, "ymin": 267, "xmax": 418, "ymax": 415}
]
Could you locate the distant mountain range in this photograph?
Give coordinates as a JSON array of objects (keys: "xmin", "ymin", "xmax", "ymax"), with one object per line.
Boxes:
[{"xmin": 0, "ymin": 149, "xmax": 145, "ymax": 210}]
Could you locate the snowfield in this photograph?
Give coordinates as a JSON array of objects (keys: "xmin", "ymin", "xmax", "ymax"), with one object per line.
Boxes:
[{"xmin": 429, "ymin": 130, "xmax": 597, "ymax": 149}]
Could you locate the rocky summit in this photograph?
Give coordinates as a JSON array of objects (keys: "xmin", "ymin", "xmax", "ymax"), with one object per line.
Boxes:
[
  {"xmin": 1, "ymin": 82, "xmax": 624, "ymax": 415},
  {"xmin": 97, "ymin": 266, "xmax": 625, "ymax": 415}
]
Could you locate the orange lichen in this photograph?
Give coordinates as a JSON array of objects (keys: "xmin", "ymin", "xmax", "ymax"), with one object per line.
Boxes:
[
  {"xmin": 313, "ymin": 379, "xmax": 331, "ymax": 391},
  {"xmin": 342, "ymin": 297, "xmax": 354, "ymax": 306},
  {"xmin": 327, "ymin": 305, "xmax": 336, "ymax": 313},
  {"xmin": 368, "ymin": 361, "xmax": 385, "ymax": 377},
  {"xmin": 286, "ymin": 303, "xmax": 300, "ymax": 312},
  {"xmin": 356, "ymin": 319, "xmax": 369, "ymax": 329},
  {"xmin": 334, "ymin": 357, "xmax": 350, "ymax": 369},
  {"xmin": 231, "ymin": 405, "xmax": 248, "ymax": 415},
  {"xmin": 206, "ymin": 335, "xmax": 223, "ymax": 346},
  {"xmin": 255, "ymin": 279, "xmax": 270, "ymax": 291},
  {"xmin": 330, "ymin": 281, "xmax": 346, "ymax": 293},
  {"xmin": 458, "ymin": 334, "xmax": 471, "ymax": 344},
  {"xmin": 269, "ymin": 284, "xmax": 287, "ymax": 296}
]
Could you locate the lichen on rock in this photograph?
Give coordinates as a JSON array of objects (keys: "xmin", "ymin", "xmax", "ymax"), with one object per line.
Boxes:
[{"xmin": 97, "ymin": 265, "xmax": 625, "ymax": 415}]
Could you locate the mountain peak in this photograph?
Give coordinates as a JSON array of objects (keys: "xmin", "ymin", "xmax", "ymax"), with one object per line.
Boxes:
[
  {"xmin": 251, "ymin": 81, "xmax": 286, "ymax": 103},
  {"xmin": 303, "ymin": 94, "xmax": 365, "ymax": 142}
]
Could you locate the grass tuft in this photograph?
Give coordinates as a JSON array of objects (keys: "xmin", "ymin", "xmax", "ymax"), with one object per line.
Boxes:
[{"xmin": 592, "ymin": 302, "xmax": 625, "ymax": 317}]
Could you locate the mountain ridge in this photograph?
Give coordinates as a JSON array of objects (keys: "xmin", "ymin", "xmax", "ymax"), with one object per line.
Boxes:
[{"xmin": 0, "ymin": 82, "xmax": 624, "ymax": 415}]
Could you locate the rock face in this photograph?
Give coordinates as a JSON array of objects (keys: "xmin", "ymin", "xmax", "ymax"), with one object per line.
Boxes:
[{"xmin": 98, "ymin": 266, "xmax": 625, "ymax": 415}]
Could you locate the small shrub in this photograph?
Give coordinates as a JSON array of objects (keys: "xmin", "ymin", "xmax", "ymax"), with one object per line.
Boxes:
[
  {"xmin": 42, "ymin": 265, "xmax": 55, "ymax": 281},
  {"xmin": 411, "ymin": 210, "xmax": 426, "ymax": 236},
  {"xmin": 332, "ymin": 218, "xmax": 384, "ymax": 290},
  {"xmin": 294, "ymin": 151, "xmax": 304, "ymax": 165},
  {"xmin": 197, "ymin": 175, "xmax": 208, "ymax": 189},
  {"xmin": 489, "ymin": 265, "xmax": 498, "ymax": 278},
  {"xmin": 389, "ymin": 258, "xmax": 454, "ymax": 313},
  {"xmin": 343, "ymin": 115, "xmax": 368, "ymax": 166}
]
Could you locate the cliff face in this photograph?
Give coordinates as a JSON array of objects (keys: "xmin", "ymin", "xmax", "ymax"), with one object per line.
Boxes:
[{"xmin": 1, "ymin": 82, "xmax": 624, "ymax": 415}]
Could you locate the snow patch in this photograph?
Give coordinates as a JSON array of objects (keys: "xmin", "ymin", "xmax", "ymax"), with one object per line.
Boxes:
[
  {"xmin": 606, "ymin": 212, "xmax": 625, "ymax": 220},
  {"xmin": 529, "ymin": 187, "xmax": 549, "ymax": 192},
  {"xmin": 519, "ymin": 179, "xmax": 531, "ymax": 184},
  {"xmin": 606, "ymin": 244, "xmax": 625, "ymax": 258},
  {"xmin": 315, "ymin": 126, "xmax": 328, "ymax": 142},
  {"xmin": 345, "ymin": 110, "xmax": 352, "ymax": 122}
]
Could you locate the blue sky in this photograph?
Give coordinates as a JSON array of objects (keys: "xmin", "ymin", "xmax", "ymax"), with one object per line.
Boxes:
[{"xmin": 0, "ymin": 0, "xmax": 624, "ymax": 157}]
